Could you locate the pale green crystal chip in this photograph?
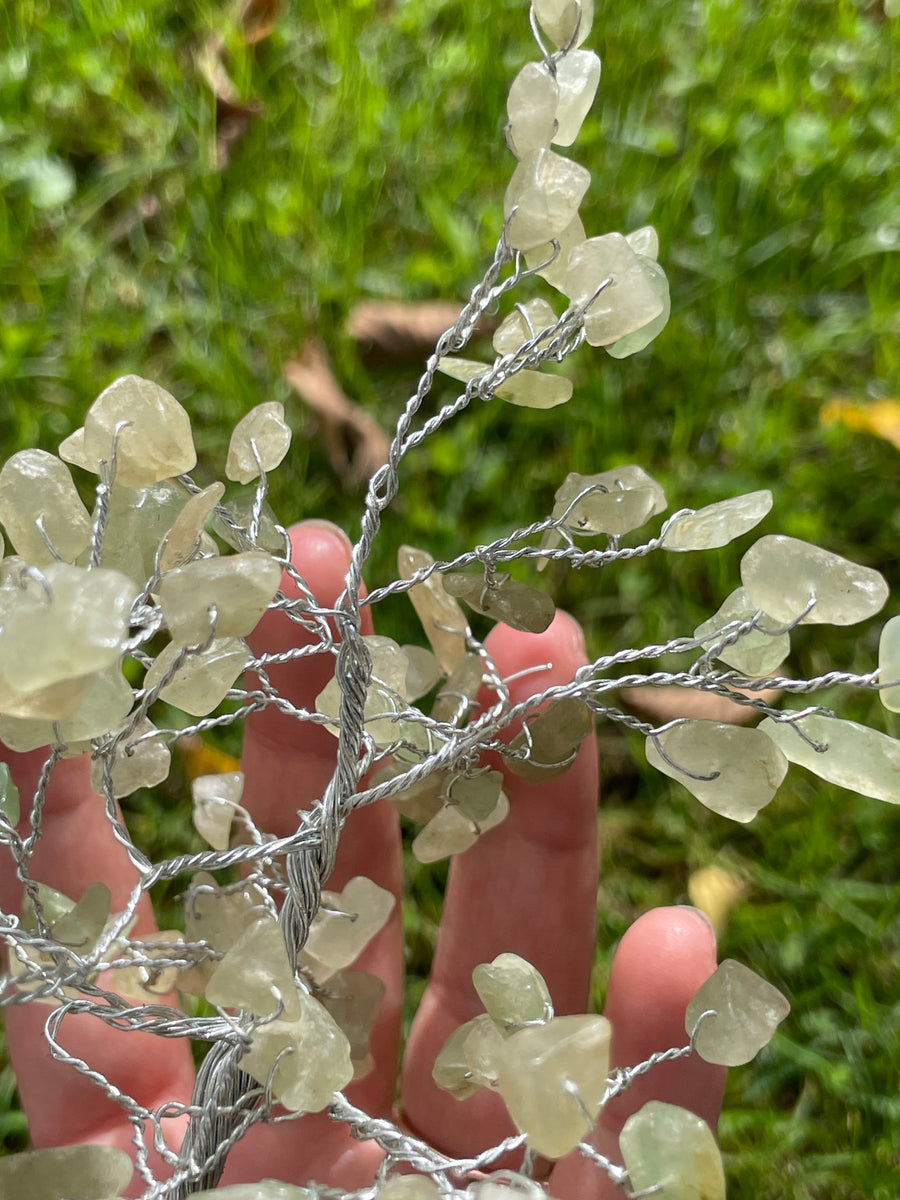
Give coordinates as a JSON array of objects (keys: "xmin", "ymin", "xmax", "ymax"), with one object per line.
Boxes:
[
  {"xmin": 192, "ymin": 771, "xmax": 244, "ymax": 850},
  {"xmin": 0, "ymin": 1144, "xmax": 133, "ymax": 1200},
  {"xmin": 402, "ymin": 644, "xmax": 443, "ymax": 701},
  {"xmin": 553, "ymin": 50, "xmax": 601, "ymax": 146},
  {"xmin": 158, "ymin": 481, "xmax": 225, "ymax": 571},
  {"xmin": 431, "ymin": 652, "xmax": 484, "ymax": 726},
  {"xmin": 437, "ymin": 356, "xmax": 573, "ymax": 409},
  {"xmin": 493, "ymin": 299, "xmax": 559, "ymax": 355},
  {"xmin": 378, "ymin": 1178, "xmax": 441, "ymax": 1200},
  {"xmin": 226, "ymin": 401, "xmax": 292, "ymax": 484},
  {"xmin": 51, "ymin": 881, "xmax": 111, "ymax": 951},
  {"xmin": 605, "ymin": 256, "xmax": 671, "ymax": 358},
  {"xmin": 506, "ymin": 61, "xmax": 559, "ymax": 158},
  {"xmin": 759, "ymin": 714, "xmax": 900, "ymax": 804},
  {"xmin": 620, "ymin": 1101, "xmax": 725, "ymax": 1200},
  {"xmin": 449, "ymin": 770, "xmax": 504, "ymax": 822},
  {"xmin": 496, "ymin": 1013, "xmax": 611, "ymax": 1158},
  {"xmin": 302, "ymin": 876, "xmax": 396, "ymax": 975},
  {"xmin": 241, "ymin": 989, "xmax": 353, "ymax": 1112},
  {"xmin": 433, "ymin": 1012, "xmax": 506, "ymax": 1099},
  {"xmin": 144, "ymin": 636, "xmax": 250, "ymax": 716},
  {"xmin": 317, "ymin": 967, "xmax": 385, "ymax": 1063},
  {"xmin": 443, "ymin": 571, "xmax": 555, "ymax": 633},
  {"xmin": 507, "ymin": 697, "xmax": 594, "ymax": 781},
  {"xmin": 473, "ymin": 952, "xmax": 553, "ymax": 1028},
  {"xmin": 0, "ymin": 561, "xmax": 136, "ymax": 701},
  {"xmin": 0, "ymin": 449, "xmax": 93, "ymax": 565},
  {"xmin": 181, "ymin": 873, "xmax": 269, "ymax": 994},
  {"xmin": 82, "ymin": 374, "xmax": 197, "ymax": 488},
  {"xmin": 741, "ymin": 534, "xmax": 889, "ymax": 625},
  {"xmin": 99, "ymin": 481, "xmax": 189, "ymax": 586},
  {"xmin": 192, "ymin": 1183, "xmax": 310, "ymax": 1200},
  {"xmin": 91, "ymin": 717, "xmax": 172, "ymax": 798},
  {"xmin": 398, "ymin": 545, "xmax": 468, "ymax": 674},
  {"xmin": 694, "ymin": 587, "xmax": 790, "ymax": 677},
  {"xmin": 116, "ymin": 928, "xmax": 185, "ymax": 1003},
  {"xmin": 645, "ymin": 721, "xmax": 788, "ymax": 822},
  {"xmin": 207, "ymin": 916, "xmax": 301, "ymax": 1020},
  {"xmin": 0, "ymin": 663, "xmax": 134, "ymax": 752},
  {"xmin": 533, "ymin": 0, "xmax": 594, "ymax": 48},
  {"xmin": 686, "ymin": 959, "xmax": 790, "ymax": 1066},
  {"xmin": 157, "ymin": 550, "xmax": 282, "ymax": 645},
  {"xmin": 565, "ymin": 234, "xmax": 664, "ymax": 346},
  {"xmin": 550, "ymin": 465, "xmax": 666, "ymax": 540},
  {"xmin": 879, "ymin": 615, "xmax": 900, "ymax": 712},
  {"xmin": 412, "ymin": 788, "xmax": 508, "ymax": 863},
  {"xmin": 0, "ymin": 762, "xmax": 20, "ymax": 825},
  {"xmin": 504, "ymin": 149, "xmax": 591, "ymax": 252},
  {"xmin": 663, "ymin": 491, "xmax": 773, "ymax": 552},
  {"xmin": 525, "ymin": 214, "xmax": 586, "ymax": 291},
  {"xmin": 317, "ymin": 635, "xmax": 410, "ymax": 747},
  {"xmin": 625, "ymin": 225, "xmax": 660, "ymax": 259}
]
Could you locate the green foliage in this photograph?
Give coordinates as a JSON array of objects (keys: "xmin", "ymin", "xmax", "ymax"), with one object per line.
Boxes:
[{"xmin": 1, "ymin": 0, "xmax": 899, "ymax": 1196}]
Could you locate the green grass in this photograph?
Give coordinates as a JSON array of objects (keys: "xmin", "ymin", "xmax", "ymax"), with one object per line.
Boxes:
[{"xmin": 1, "ymin": 0, "xmax": 899, "ymax": 1196}]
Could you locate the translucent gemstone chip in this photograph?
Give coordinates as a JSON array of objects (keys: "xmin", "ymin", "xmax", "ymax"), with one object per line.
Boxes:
[
  {"xmin": 226, "ymin": 401, "xmax": 292, "ymax": 484},
  {"xmin": 433, "ymin": 1013, "xmax": 506, "ymax": 1099},
  {"xmin": 686, "ymin": 959, "xmax": 790, "ymax": 1066},
  {"xmin": 157, "ymin": 551, "xmax": 282, "ymax": 645},
  {"xmin": 0, "ymin": 762, "xmax": 20, "ymax": 825},
  {"xmin": 81, "ymin": 374, "xmax": 197, "ymax": 488},
  {"xmin": 663, "ymin": 491, "xmax": 773, "ymax": 552},
  {"xmin": 51, "ymin": 881, "xmax": 111, "ymax": 951},
  {"xmin": 625, "ymin": 225, "xmax": 660, "ymax": 259},
  {"xmin": 431, "ymin": 653, "xmax": 484, "ymax": 725},
  {"xmin": 378, "ymin": 1177, "xmax": 442, "ymax": 1200},
  {"xmin": 183, "ymin": 873, "xmax": 269, "ymax": 959},
  {"xmin": 694, "ymin": 587, "xmax": 790, "ymax": 677},
  {"xmin": 91, "ymin": 716, "xmax": 171, "ymax": 799},
  {"xmin": 316, "ymin": 636, "xmax": 410, "ymax": 746},
  {"xmin": 192, "ymin": 1181, "xmax": 310, "ymax": 1200},
  {"xmin": 506, "ymin": 61, "xmax": 559, "ymax": 158},
  {"xmin": 158, "ymin": 481, "xmax": 225, "ymax": 571},
  {"xmin": 551, "ymin": 465, "xmax": 666, "ymax": 539},
  {"xmin": 472, "ymin": 952, "xmax": 553, "ymax": 1028},
  {"xmin": 645, "ymin": 721, "xmax": 788, "ymax": 822},
  {"xmin": 0, "ymin": 449, "xmax": 93, "ymax": 565},
  {"xmin": 144, "ymin": 637, "xmax": 250, "ymax": 716},
  {"xmin": 532, "ymin": 0, "xmax": 594, "ymax": 48},
  {"xmin": 620, "ymin": 1102, "xmax": 725, "ymax": 1200},
  {"xmin": 496, "ymin": 1014, "xmax": 611, "ymax": 1158},
  {"xmin": 402, "ymin": 644, "xmax": 443, "ymax": 701},
  {"xmin": 443, "ymin": 571, "xmax": 555, "ymax": 634},
  {"xmin": 206, "ymin": 916, "xmax": 301, "ymax": 1021},
  {"xmin": 0, "ymin": 1145, "xmax": 133, "ymax": 1200},
  {"xmin": 437, "ymin": 356, "xmax": 573, "ymax": 409},
  {"xmin": 507, "ymin": 697, "xmax": 594, "ymax": 782},
  {"xmin": 0, "ymin": 562, "xmax": 136, "ymax": 699},
  {"xmin": 565, "ymin": 234, "xmax": 664, "ymax": 346},
  {"xmin": 741, "ymin": 534, "xmax": 889, "ymax": 625},
  {"xmin": 191, "ymin": 771, "xmax": 244, "ymax": 850},
  {"xmin": 504, "ymin": 149, "xmax": 591, "ymax": 252},
  {"xmin": 317, "ymin": 967, "xmax": 385, "ymax": 1065},
  {"xmin": 760, "ymin": 713, "xmax": 900, "ymax": 804},
  {"xmin": 879, "ymin": 615, "xmax": 900, "ymax": 712},
  {"xmin": 116, "ymin": 929, "xmax": 185, "ymax": 1003},
  {"xmin": 605, "ymin": 256, "xmax": 670, "ymax": 358},
  {"xmin": 301, "ymin": 877, "xmax": 396, "ymax": 976},
  {"xmin": 552, "ymin": 50, "xmax": 601, "ymax": 147},
  {"xmin": 240, "ymin": 988, "xmax": 353, "ymax": 1113},
  {"xmin": 99, "ymin": 481, "xmax": 190, "ymax": 586},
  {"xmin": 0, "ymin": 664, "xmax": 134, "ymax": 753},
  {"xmin": 398, "ymin": 545, "xmax": 468, "ymax": 674},
  {"xmin": 493, "ymin": 299, "xmax": 559, "ymax": 355},
  {"xmin": 525, "ymin": 214, "xmax": 586, "ymax": 291},
  {"xmin": 411, "ymin": 789, "xmax": 508, "ymax": 863},
  {"xmin": 449, "ymin": 770, "xmax": 504, "ymax": 822}
]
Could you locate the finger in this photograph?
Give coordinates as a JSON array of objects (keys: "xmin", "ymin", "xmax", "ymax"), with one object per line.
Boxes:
[
  {"xmin": 0, "ymin": 747, "xmax": 194, "ymax": 1189},
  {"xmin": 549, "ymin": 906, "xmax": 726, "ymax": 1199},
  {"xmin": 224, "ymin": 521, "xmax": 403, "ymax": 1186},
  {"xmin": 401, "ymin": 611, "xmax": 599, "ymax": 1158}
]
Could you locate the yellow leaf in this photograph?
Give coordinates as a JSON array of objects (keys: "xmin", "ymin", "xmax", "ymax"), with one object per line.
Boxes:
[
  {"xmin": 687, "ymin": 865, "xmax": 746, "ymax": 934},
  {"xmin": 180, "ymin": 735, "xmax": 241, "ymax": 779},
  {"xmin": 820, "ymin": 398, "xmax": 900, "ymax": 450}
]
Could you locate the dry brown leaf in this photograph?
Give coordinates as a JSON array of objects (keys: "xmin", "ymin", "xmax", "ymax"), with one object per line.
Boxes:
[
  {"xmin": 283, "ymin": 339, "xmax": 390, "ymax": 487},
  {"xmin": 346, "ymin": 300, "xmax": 494, "ymax": 363},
  {"xmin": 618, "ymin": 682, "xmax": 783, "ymax": 727},
  {"xmin": 240, "ymin": 0, "xmax": 282, "ymax": 44}
]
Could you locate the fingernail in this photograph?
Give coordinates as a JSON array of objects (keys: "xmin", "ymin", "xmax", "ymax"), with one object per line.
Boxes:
[
  {"xmin": 301, "ymin": 519, "xmax": 353, "ymax": 554},
  {"xmin": 676, "ymin": 904, "xmax": 716, "ymax": 935}
]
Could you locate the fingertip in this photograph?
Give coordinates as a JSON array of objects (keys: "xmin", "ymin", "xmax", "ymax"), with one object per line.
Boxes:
[{"xmin": 483, "ymin": 609, "xmax": 588, "ymax": 701}]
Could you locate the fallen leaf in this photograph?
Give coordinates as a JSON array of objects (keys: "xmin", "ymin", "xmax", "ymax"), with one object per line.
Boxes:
[
  {"xmin": 618, "ymin": 682, "xmax": 783, "ymax": 727},
  {"xmin": 240, "ymin": 0, "xmax": 281, "ymax": 44},
  {"xmin": 820, "ymin": 397, "xmax": 900, "ymax": 450},
  {"xmin": 283, "ymin": 339, "xmax": 390, "ymax": 486},
  {"xmin": 346, "ymin": 300, "xmax": 494, "ymax": 363},
  {"xmin": 179, "ymin": 735, "xmax": 241, "ymax": 779},
  {"xmin": 687, "ymin": 865, "xmax": 746, "ymax": 933}
]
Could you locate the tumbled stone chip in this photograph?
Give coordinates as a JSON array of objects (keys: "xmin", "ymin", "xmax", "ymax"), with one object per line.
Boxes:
[
  {"xmin": 506, "ymin": 62, "xmax": 559, "ymax": 158},
  {"xmin": 0, "ymin": 449, "xmax": 93, "ymax": 565},
  {"xmin": 525, "ymin": 214, "xmax": 586, "ymax": 291},
  {"xmin": 741, "ymin": 535, "xmax": 889, "ymax": 625},
  {"xmin": 443, "ymin": 571, "xmax": 555, "ymax": 633},
  {"xmin": 226, "ymin": 402, "xmax": 292, "ymax": 484},
  {"xmin": 493, "ymin": 299, "xmax": 559, "ymax": 355},
  {"xmin": 507, "ymin": 697, "xmax": 594, "ymax": 782},
  {"xmin": 191, "ymin": 771, "xmax": 244, "ymax": 850},
  {"xmin": 158, "ymin": 481, "xmax": 225, "ymax": 571},
  {"xmin": 301, "ymin": 876, "xmax": 396, "ymax": 975},
  {"xmin": 565, "ymin": 234, "xmax": 664, "ymax": 346},
  {"xmin": 532, "ymin": 0, "xmax": 594, "ymax": 48},
  {"xmin": 0, "ymin": 1144, "xmax": 133, "ymax": 1200},
  {"xmin": 694, "ymin": 587, "xmax": 790, "ymax": 677},
  {"xmin": 496, "ymin": 1014, "xmax": 611, "ymax": 1157},
  {"xmin": 760, "ymin": 714, "xmax": 900, "ymax": 804},
  {"xmin": 157, "ymin": 551, "xmax": 282, "ymax": 645},
  {"xmin": 433, "ymin": 1013, "xmax": 506, "ymax": 1099},
  {"xmin": 879, "ymin": 615, "xmax": 900, "ymax": 713},
  {"xmin": 645, "ymin": 721, "xmax": 788, "ymax": 822},
  {"xmin": 686, "ymin": 959, "xmax": 790, "ymax": 1066},
  {"xmin": 504, "ymin": 149, "xmax": 591, "ymax": 252},
  {"xmin": 620, "ymin": 1102, "xmax": 725, "ymax": 1200},
  {"xmin": 398, "ymin": 545, "xmax": 468, "ymax": 674},
  {"xmin": 473, "ymin": 952, "xmax": 553, "ymax": 1028},
  {"xmin": 207, "ymin": 916, "xmax": 300, "ymax": 1020},
  {"xmin": 553, "ymin": 50, "xmax": 601, "ymax": 146},
  {"xmin": 664, "ymin": 491, "xmax": 773, "ymax": 552},
  {"xmin": 144, "ymin": 637, "xmax": 250, "ymax": 716},
  {"xmin": 550, "ymin": 465, "xmax": 666, "ymax": 540},
  {"xmin": 82, "ymin": 374, "xmax": 197, "ymax": 488},
  {"xmin": 90, "ymin": 716, "xmax": 171, "ymax": 799}
]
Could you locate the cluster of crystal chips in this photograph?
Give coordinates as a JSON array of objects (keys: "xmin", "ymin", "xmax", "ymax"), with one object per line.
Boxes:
[
  {"xmin": 542, "ymin": 463, "xmax": 666, "ymax": 559},
  {"xmin": 434, "ymin": 952, "xmax": 611, "ymax": 1158},
  {"xmin": 0, "ymin": 376, "xmax": 291, "ymax": 796}
]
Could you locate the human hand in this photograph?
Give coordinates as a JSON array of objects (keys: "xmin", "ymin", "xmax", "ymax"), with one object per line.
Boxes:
[{"xmin": 0, "ymin": 520, "xmax": 726, "ymax": 1198}]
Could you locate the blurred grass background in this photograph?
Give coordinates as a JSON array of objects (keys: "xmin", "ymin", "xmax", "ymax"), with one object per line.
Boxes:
[{"xmin": 1, "ymin": 0, "xmax": 899, "ymax": 1195}]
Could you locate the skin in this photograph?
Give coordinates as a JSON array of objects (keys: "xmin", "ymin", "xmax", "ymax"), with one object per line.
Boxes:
[{"xmin": 0, "ymin": 521, "xmax": 726, "ymax": 1196}]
